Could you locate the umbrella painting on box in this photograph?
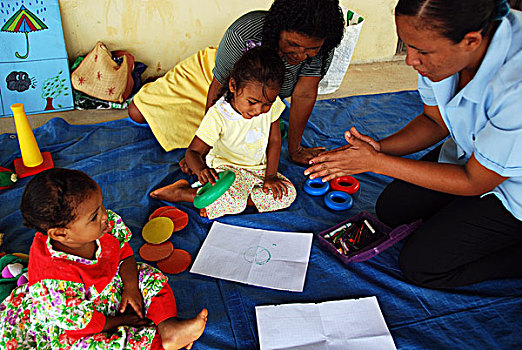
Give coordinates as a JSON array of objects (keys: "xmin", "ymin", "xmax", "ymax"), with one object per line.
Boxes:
[{"xmin": 0, "ymin": 0, "xmax": 73, "ymax": 117}]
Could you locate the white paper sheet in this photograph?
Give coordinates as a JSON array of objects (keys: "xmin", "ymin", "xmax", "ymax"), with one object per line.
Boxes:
[
  {"xmin": 255, "ymin": 297, "xmax": 396, "ymax": 350},
  {"xmin": 190, "ymin": 222, "xmax": 313, "ymax": 292}
]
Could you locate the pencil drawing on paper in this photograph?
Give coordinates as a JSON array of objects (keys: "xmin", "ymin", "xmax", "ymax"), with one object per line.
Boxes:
[{"xmin": 243, "ymin": 246, "xmax": 271, "ymax": 265}]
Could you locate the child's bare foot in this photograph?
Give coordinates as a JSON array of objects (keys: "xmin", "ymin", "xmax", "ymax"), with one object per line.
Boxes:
[
  {"xmin": 199, "ymin": 208, "xmax": 207, "ymax": 218},
  {"xmin": 150, "ymin": 180, "xmax": 196, "ymax": 202},
  {"xmin": 158, "ymin": 309, "xmax": 208, "ymax": 350}
]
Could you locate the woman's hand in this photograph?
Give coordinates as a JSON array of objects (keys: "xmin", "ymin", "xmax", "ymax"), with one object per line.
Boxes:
[
  {"xmin": 120, "ymin": 284, "xmax": 144, "ymax": 319},
  {"xmin": 290, "ymin": 146, "xmax": 326, "ymax": 165},
  {"xmin": 346, "ymin": 127, "xmax": 381, "ymax": 152},
  {"xmin": 263, "ymin": 175, "xmax": 292, "ymax": 200},
  {"xmin": 196, "ymin": 168, "xmax": 219, "ymax": 185},
  {"xmin": 304, "ymin": 127, "xmax": 381, "ymax": 182}
]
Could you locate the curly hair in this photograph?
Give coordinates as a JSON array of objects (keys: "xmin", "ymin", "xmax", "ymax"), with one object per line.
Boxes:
[
  {"xmin": 395, "ymin": 0, "xmax": 510, "ymax": 43},
  {"xmin": 262, "ymin": 0, "xmax": 345, "ymax": 75},
  {"xmin": 218, "ymin": 46, "xmax": 285, "ymax": 104},
  {"xmin": 20, "ymin": 168, "xmax": 99, "ymax": 234}
]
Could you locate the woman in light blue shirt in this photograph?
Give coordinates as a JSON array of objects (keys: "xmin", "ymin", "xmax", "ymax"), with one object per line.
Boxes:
[{"xmin": 305, "ymin": 0, "xmax": 522, "ymax": 289}]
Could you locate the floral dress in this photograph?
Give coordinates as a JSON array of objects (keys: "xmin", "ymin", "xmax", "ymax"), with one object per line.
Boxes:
[
  {"xmin": 0, "ymin": 210, "xmax": 175, "ymax": 350},
  {"xmin": 196, "ymin": 97, "xmax": 297, "ymax": 219}
]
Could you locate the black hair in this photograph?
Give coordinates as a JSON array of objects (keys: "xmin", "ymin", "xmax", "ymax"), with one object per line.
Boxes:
[
  {"xmin": 262, "ymin": 0, "xmax": 345, "ymax": 75},
  {"xmin": 20, "ymin": 168, "xmax": 99, "ymax": 234},
  {"xmin": 395, "ymin": 0, "xmax": 510, "ymax": 43},
  {"xmin": 218, "ymin": 45, "xmax": 285, "ymax": 104}
]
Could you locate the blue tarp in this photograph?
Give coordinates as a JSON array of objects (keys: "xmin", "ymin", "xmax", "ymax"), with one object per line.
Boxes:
[{"xmin": 1, "ymin": 91, "xmax": 521, "ymax": 349}]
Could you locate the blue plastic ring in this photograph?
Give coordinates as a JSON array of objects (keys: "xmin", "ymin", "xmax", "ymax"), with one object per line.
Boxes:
[
  {"xmin": 303, "ymin": 177, "xmax": 330, "ymax": 196},
  {"xmin": 324, "ymin": 191, "xmax": 353, "ymax": 211}
]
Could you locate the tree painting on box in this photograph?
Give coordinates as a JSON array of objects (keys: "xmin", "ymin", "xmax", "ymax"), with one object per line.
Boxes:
[{"xmin": 0, "ymin": 0, "xmax": 73, "ymax": 117}]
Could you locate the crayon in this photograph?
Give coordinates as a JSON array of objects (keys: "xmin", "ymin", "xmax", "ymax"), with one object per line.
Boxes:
[
  {"xmin": 353, "ymin": 224, "xmax": 364, "ymax": 245},
  {"xmin": 340, "ymin": 240, "xmax": 350, "ymax": 255},
  {"xmin": 364, "ymin": 219, "xmax": 375, "ymax": 234},
  {"xmin": 324, "ymin": 222, "xmax": 352, "ymax": 240}
]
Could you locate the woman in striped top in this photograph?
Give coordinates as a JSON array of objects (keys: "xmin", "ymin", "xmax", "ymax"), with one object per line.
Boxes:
[{"xmin": 129, "ymin": 0, "xmax": 345, "ymax": 166}]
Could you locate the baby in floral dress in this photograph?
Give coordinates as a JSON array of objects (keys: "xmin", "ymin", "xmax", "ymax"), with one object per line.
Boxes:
[{"xmin": 0, "ymin": 168, "xmax": 207, "ymax": 349}]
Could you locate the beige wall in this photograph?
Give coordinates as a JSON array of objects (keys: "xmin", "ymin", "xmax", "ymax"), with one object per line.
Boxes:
[
  {"xmin": 59, "ymin": 0, "xmax": 398, "ymax": 78},
  {"xmin": 341, "ymin": 0, "xmax": 399, "ymax": 62}
]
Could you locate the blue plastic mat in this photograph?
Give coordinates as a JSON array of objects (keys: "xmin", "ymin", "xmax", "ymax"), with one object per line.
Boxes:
[{"xmin": 1, "ymin": 91, "xmax": 521, "ymax": 349}]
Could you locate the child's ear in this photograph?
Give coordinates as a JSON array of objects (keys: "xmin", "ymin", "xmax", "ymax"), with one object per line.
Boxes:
[
  {"xmin": 229, "ymin": 78, "xmax": 236, "ymax": 93},
  {"xmin": 48, "ymin": 227, "xmax": 68, "ymax": 242}
]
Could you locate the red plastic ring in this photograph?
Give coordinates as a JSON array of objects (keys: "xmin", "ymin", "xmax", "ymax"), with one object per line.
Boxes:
[{"xmin": 330, "ymin": 176, "xmax": 359, "ymax": 194}]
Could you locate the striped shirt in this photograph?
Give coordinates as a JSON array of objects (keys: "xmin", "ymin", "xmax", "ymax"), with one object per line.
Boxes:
[{"xmin": 213, "ymin": 11, "xmax": 334, "ymax": 98}]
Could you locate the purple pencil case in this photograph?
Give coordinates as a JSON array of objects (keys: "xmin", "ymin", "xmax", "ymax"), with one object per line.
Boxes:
[{"xmin": 317, "ymin": 211, "xmax": 420, "ymax": 263}]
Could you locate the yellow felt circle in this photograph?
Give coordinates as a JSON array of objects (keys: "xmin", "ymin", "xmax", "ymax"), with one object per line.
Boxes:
[{"xmin": 142, "ymin": 217, "xmax": 174, "ymax": 244}]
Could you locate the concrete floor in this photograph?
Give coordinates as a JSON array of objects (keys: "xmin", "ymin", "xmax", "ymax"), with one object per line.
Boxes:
[{"xmin": 0, "ymin": 59, "xmax": 418, "ymax": 135}]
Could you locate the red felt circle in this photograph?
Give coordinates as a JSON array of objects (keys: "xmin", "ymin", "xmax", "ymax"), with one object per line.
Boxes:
[
  {"xmin": 149, "ymin": 206, "xmax": 189, "ymax": 232},
  {"xmin": 149, "ymin": 206, "xmax": 176, "ymax": 221},
  {"xmin": 139, "ymin": 242, "xmax": 174, "ymax": 262},
  {"xmin": 157, "ymin": 208, "xmax": 189, "ymax": 232},
  {"xmin": 156, "ymin": 249, "xmax": 192, "ymax": 274},
  {"xmin": 330, "ymin": 176, "xmax": 360, "ymax": 194}
]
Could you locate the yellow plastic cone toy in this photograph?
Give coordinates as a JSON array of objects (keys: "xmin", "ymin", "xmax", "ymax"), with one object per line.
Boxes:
[{"xmin": 11, "ymin": 103, "xmax": 54, "ymax": 178}]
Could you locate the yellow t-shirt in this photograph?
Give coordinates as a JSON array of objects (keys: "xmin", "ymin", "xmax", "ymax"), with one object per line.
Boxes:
[{"xmin": 196, "ymin": 96, "xmax": 286, "ymax": 170}]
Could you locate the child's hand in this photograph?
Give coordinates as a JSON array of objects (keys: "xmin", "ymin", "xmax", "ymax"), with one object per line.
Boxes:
[
  {"xmin": 263, "ymin": 175, "xmax": 291, "ymax": 200},
  {"xmin": 120, "ymin": 285, "xmax": 144, "ymax": 319},
  {"xmin": 197, "ymin": 168, "xmax": 219, "ymax": 185}
]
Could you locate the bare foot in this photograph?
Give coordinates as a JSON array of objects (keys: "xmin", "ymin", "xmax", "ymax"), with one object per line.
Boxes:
[
  {"xmin": 179, "ymin": 158, "xmax": 193, "ymax": 175},
  {"xmin": 158, "ymin": 309, "xmax": 208, "ymax": 350},
  {"xmin": 150, "ymin": 180, "xmax": 197, "ymax": 202}
]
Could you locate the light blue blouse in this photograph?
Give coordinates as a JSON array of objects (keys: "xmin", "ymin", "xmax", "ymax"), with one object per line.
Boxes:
[{"xmin": 417, "ymin": 10, "xmax": 522, "ymax": 220}]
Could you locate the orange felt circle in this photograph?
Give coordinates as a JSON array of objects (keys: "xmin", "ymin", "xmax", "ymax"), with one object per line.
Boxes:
[
  {"xmin": 156, "ymin": 208, "xmax": 189, "ymax": 232},
  {"xmin": 139, "ymin": 241, "xmax": 174, "ymax": 262},
  {"xmin": 142, "ymin": 217, "xmax": 174, "ymax": 244},
  {"xmin": 156, "ymin": 249, "xmax": 192, "ymax": 274}
]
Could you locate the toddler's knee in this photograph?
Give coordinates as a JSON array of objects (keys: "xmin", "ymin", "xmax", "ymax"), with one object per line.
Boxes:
[
  {"xmin": 285, "ymin": 184, "xmax": 297, "ymax": 203},
  {"xmin": 275, "ymin": 184, "xmax": 296, "ymax": 210}
]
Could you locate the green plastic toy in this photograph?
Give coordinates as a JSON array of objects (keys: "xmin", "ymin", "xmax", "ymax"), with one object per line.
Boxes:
[
  {"xmin": 0, "ymin": 167, "xmax": 17, "ymax": 190},
  {"xmin": 193, "ymin": 170, "xmax": 236, "ymax": 209},
  {"xmin": 0, "ymin": 254, "xmax": 29, "ymax": 302}
]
